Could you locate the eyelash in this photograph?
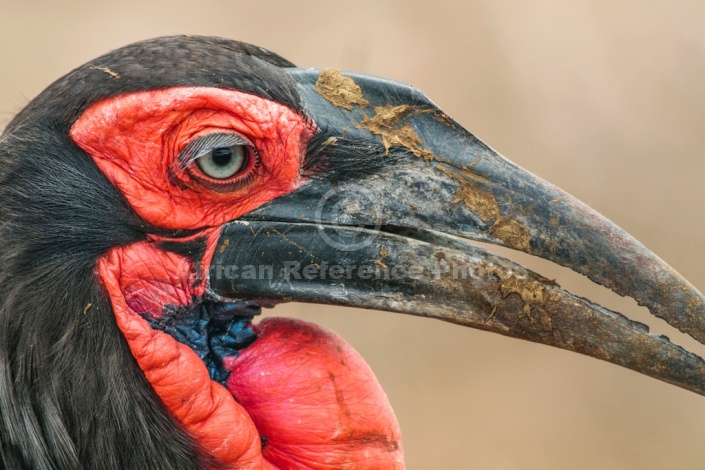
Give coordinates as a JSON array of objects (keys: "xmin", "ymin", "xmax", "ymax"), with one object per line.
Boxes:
[{"xmin": 173, "ymin": 132, "xmax": 263, "ymax": 193}]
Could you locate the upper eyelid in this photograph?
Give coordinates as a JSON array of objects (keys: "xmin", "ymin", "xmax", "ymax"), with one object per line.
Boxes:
[{"xmin": 177, "ymin": 132, "xmax": 253, "ymax": 171}]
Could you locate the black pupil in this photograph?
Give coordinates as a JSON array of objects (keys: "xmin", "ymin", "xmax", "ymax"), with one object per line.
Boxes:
[{"xmin": 211, "ymin": 147, "xmax": 234, "ymax": 167}]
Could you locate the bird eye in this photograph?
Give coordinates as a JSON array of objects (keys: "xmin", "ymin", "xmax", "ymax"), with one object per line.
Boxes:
[
  {"xmin": 177, "ymin": 132, "xmax": 262, "ymax": 191},
  {"xmin": 196, "ymin": 145, "xmax": 248, "ymax": 180}
]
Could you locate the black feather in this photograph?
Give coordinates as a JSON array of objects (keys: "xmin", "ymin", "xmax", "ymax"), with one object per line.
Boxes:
[
  {"xmin": 5, "ymin": 35, "xmax": 303, "ymax": 137},
  {"xmin": 0, "ymin": 36, "xmax": 301, "ymax": 470},
  {"xmin": 302, "ymin": 130, "xmax": 411, "ymax": 182}
]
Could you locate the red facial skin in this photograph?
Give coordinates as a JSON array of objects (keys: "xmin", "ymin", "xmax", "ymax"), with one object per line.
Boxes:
[
  {"xmin": 72, "ymin": 88, "xmax": 404, "ymax": 469},
  {"xmin": 71, "ymin": 87, "xmax": 311, "ymax": 230}
]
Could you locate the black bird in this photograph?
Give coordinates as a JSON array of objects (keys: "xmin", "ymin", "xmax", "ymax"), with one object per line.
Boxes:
[{"xmin": 1, "ymin": 36, "xmax": 703, "ymax": 469}]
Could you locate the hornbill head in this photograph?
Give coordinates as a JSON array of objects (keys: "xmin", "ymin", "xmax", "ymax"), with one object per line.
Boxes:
[{"xmin": 0, "ymin": 36, "xmax": 703, "ymax": 468}]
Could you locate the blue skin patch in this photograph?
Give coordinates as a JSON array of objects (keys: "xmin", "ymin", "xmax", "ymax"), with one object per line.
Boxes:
[{"xmin": 144, "ymin": 301, "xmax": 259, "ymax": 384}]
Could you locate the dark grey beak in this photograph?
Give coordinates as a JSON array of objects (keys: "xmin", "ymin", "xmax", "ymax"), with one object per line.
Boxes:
[{"xmin": 208, "ymin": 68, "xmax": 705, "ymax": 396}]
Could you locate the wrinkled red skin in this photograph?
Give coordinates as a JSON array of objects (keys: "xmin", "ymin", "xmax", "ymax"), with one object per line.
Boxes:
[
  {"xmin": 75, "ymin": 88, "xmax": 405, "ymax": 468},
  {"xmin": 98, "ymin": 243, "xmax": 264, "ymax": 468},
  {"xmin": 226, "ymin": 318, "xmax": 403, "ymax": 469},
  {"xmin": 71, "ymin": 87, "xmax": 313, "ymax": 230},
  {"xmin": 98, "ymin": 242, "xmax": 403, "ymax": 469}
]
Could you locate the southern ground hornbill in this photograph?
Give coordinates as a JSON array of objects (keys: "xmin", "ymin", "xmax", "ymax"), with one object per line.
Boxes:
[{"xmin": 1, "ymin": 36, "xmax": 704, "ymax": 469}]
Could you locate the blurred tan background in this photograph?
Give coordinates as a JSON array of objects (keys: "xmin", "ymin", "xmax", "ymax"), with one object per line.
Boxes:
[{"xmin": 1, "ymin": 1, "xmax": 704, "ymax": 468}]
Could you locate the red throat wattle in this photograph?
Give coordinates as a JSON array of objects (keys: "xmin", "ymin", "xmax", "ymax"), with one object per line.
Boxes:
[{"xmin": 71, "ymin": 88, "xmax": 404, "ymax": 468}]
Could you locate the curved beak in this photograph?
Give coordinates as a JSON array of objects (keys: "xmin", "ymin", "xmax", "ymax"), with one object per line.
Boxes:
[{"xmin": 208, "ymin": 68, "xmax": 705, "ymax": 395}]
